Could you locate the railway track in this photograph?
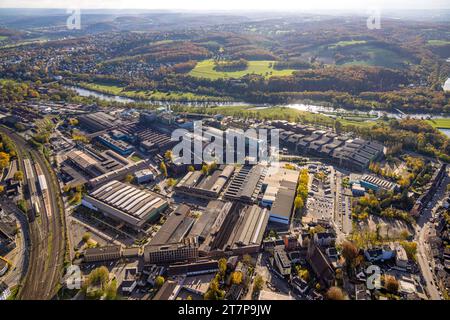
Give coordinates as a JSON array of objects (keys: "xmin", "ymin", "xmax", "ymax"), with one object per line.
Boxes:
[{"xmin": 1, "ymin": 127, "xmax": 66, "ymax": 300}]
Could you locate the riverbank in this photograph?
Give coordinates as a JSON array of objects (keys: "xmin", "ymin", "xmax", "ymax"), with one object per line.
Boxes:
[
  {"xmin": 73, "ymin": 82, "xmax": 233, "ymax": 103},
  {"xmin": 68, "ymin": 84, "xmax": 450, "ymax": 121}
]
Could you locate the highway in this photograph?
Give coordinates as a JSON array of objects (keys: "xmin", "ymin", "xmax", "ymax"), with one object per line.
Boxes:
[{"xmin": 0, "ymin": 127, "xmax": 66, "ymax": 300}]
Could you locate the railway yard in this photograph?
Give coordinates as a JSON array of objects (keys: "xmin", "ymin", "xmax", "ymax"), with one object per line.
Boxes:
[{"xmin": 0, "ymin": 127, "xmax": 66, "ymax": 300}]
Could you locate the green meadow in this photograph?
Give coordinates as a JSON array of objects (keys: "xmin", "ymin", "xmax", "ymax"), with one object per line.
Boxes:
[
  {"xmin": 189, "ymin": 60, "xmax": 296, "ymax": 80},
  {"xmin": 77, "ymin": 82, "xmax": 221, "ymax": 101},
  {"xmin": 426, "ymin": 118, "xmax": 450, "ymax": 129}
]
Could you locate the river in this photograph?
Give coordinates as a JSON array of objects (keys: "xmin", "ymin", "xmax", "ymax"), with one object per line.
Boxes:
[
  {"xmin": 69, "ymin": 85, "xmax": 450, "ymax": 123},
  {"xmin": 68, "ymin": 86, "xmax": 250, "ymax": 108}
]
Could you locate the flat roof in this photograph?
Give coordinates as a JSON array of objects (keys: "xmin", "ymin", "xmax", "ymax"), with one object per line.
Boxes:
[
  {"xmin": 270, "ymin": 188, "xmax": 296, "ymax": 219},
  {"xmin": 85, "ymin": 245, "xmax": 121, "ymax": 256}
]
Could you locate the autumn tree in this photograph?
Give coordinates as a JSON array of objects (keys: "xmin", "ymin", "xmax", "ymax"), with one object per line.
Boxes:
[
  {"xmin": 124, "ymin": 174, "xmax": 134, "ymax": 183},
  {"xmin": 242, "ymin": 254, "xmax": 253, "ymax": 266},
  {"xmin": 341, "ymin": 241, "xmax": 359, "ymax": 266},
  {"xmin": 167, "ymin": 178, "xmax": 177, "ymax": 187},
  {"xmin": 384, "ymin": 275, "xmax": 399, "ymax": 293},
  {"xmin": 231, "ymin": 271, "xmax": 243, "ymax": 285},
  {"xmin": 208, "ymin": 162, "xmax": 217, "ymax": 173},
  {"xmin": 68, "ymin": 118, "xmax": 79, "ymax": 126},
  {"xmin": 13, "ymin": 170, "xmax": 24, "ymax": 181},
  {"xmin": 82, "ymin": 232, "xmax": 91, "ymax": 243},
  {"xmin": 155, "ymin": 276, "xmax": 165, "ymax": 288},
  {"xmin": 0, "ymin": 152, "xmax": 10, "ymax": 169},
  {"xmin": 294, "ymin": 196, "xmax": 304, "ymax": 213},
  {"xmin": 218, "ymin": 258, "xmax": 227, "ymax": 277},
  {"xmin": 164, "ymin": 150, "xmax": 173, "ymax": 161},
  {"xmin": 253, "ymin": 275, "xmax": 264, "ymax": 292},
  {"xmin": 204, "ymin": 274, "xmax": 225, "ymax": 300},
  {"xmin": 160, "ymin": 162, "xmax": 168, "ymax": 177},
  {"xmin": 326, "ymin": 286, "xmax": 345, "ymax": 300},
  {"xmin": 296, "ymin": 267, "xmax": 310, "ymax": 282}
]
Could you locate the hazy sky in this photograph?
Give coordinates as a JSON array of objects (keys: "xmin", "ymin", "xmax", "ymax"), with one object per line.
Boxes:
[{"xmin": 0, "ymin": 0, "xmax": 449, "ymax": 11}]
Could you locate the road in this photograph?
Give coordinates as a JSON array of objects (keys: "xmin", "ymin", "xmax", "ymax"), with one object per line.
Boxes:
[
  {"xmin": 1, "ymin": 127, "xmax": 66, "ymax": 300},
  {"xmin": 414, "ymin": 171, "xmax": 448, "ymax": 300},
  {"xmin": 330, "ymin": 168, "xmax": 353, "ymax": 242}
]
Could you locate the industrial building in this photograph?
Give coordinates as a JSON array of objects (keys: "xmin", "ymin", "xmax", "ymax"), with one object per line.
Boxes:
[
  {"xmin": 268, "ymin": 180, "xmax": 298, "ymax": 226},
  {"xmin": 175, "ymin": 165, "xmax": 235, "ymax": 199},
  {"xmin": 148, "ymin": 204, "xmax": 195, "ymax": 246},
  {"xmin": 119, "ymin": 122, "xmax": 174, "ymax": 154},
  {"xmin": 87, "ymin": 160, "xmax": 150, "ymax": 188},
  {"xmin": 189, "ymin": 200, "xmax": 234, "ymax": 245},
  {"xmin": 332, "ymin": 139, "xmax": 384, "ymax": 171},
  {"xmin": 190, "ymin": 200, "xmax": 270, "ymax": 257},
  {"xmin": 143, "ymin": 239, "xmax": 199, "ymax": 265},
  {"xmin": 141, "ymin": 198, "xmax": 269, "ymax": 264},
  {"xmin": 82, "ymin": 180, "xmax": 168, "ymax": 230},
  {"xmin": 267, "ymin": 121, "xmax": 384, "ymax": 171},
  {"xmin": 84, "ymin": 245, "xmax": 122, "ymax": 262},
  {"xmin": 61, "ymin": 146, "xmax": 130, "ymax": 186},
  {"xmin": 97, "ymin": 134, "xmax": 134, "ymax": 156},
  {"xmin": 360, "ymin": 174, "xmax": 399, "ymax": 192},
  {"xmin": 78, "ymin": 112, "xmax": 118, "ymax": 133},
  {"xmin": 261, "ymin": 167, "xmax": 299, "ymax": 208},
  {"xmin": 166, "ymin": 260, "xmax": 219, "ymax": 277},
  {"xmin": 224, "ymin": 165, "xmax": 266, "ymax": 203},
  {"xmin": 134, "ymin": 169, "xmax": 154, "ymax": 184}
]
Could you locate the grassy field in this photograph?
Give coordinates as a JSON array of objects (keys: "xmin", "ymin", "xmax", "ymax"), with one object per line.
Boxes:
[
  {"xmin": 427, "ymin": 40, "xmax": 450, "ymax": 46},
  {"xmin": 426, "ymin": 118, "xmax": 450, "ymax": 129},
  {"xmin": 0, "ymin": 36, "xmax": 8, "ymax": 41},
  {"xmin": 305, "ymin": 41, "xmax": 412, "ymax": 69},
  {"xmin": 77, "ymin": 82, "xmax": 224, "ymax": 101},
  {"xmin": 189, "ymin": 60, "xmax": 296, "ymax": 79},
  {"xmin": 329, "ymin": 40, "xmax": 367, "ymax": 49},
  {"xmin": 338, "ymin": 45, "xmax": 410, "ymax": 68}
]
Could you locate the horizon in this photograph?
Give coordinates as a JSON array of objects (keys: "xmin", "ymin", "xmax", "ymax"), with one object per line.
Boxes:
[{"xmin": 0, "ymin": 0, "xmax": 449, "ymax": 11}]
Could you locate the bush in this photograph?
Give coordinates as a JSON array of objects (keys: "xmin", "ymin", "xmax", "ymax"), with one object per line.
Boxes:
[{"xmin": 155, "ymin": 276, "xmax": 165, "ymax": 288}]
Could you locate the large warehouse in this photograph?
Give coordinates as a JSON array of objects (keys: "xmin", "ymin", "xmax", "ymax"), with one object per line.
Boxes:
[
  {"xmin": 175, "ymin": 165, "xmax": 235, "ymax": 199},
  {"xmin": 189, "ymin": 200, "xmax": 270, "ymax": 256},
  {"xmin": 82, "ymin": 180, "xmax": 168, "ymax": 230}
]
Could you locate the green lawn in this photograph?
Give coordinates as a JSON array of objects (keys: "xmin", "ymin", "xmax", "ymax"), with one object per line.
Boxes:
[
  {"xmin": 0, "ymin": 36, "xmax": 8, "ymax": 41},
  {"xmin": 189, "ymin": 59, "xmax": 296, "ymax": 79},
  {"xmin": 426, "ymin": 118, "xmax": 450, "ymax": 129}
]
